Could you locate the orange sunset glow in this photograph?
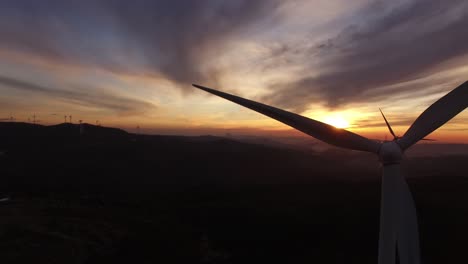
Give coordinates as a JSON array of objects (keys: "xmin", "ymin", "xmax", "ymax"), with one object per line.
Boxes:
[{"xmin": 0, "ymin": 1, "xmax": 467, "ymax": 144}]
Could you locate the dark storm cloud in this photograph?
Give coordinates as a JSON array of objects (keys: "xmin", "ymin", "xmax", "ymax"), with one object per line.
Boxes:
[
  {"xmin": 0, "ymin": 0, "xmax": 280, "ymax": 87},
  {"xmin": 264, "ymin": 0, "xmax": 468, "ymax": 110},
  {"xmin": 0, "ymin": 76, "xmax": 156, "ymax": 115}
]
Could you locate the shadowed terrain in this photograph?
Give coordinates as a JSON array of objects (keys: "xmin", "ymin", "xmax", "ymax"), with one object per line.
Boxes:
[{"xmin": 0, "ymin": 122, "xmax": 467, "ymax": 263}]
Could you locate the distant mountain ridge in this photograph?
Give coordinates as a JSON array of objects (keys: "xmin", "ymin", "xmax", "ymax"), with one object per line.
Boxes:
[
  {"xmin": 0, "ymin": 121, "xmax": 466, "ymax": 193},
  {"xmin": 1, "ymin": 121, "xmax": 466, "ymax": 157},
  {"xmin": 0, "ymin": 122, "xmax": 128, "ymax": 138}
]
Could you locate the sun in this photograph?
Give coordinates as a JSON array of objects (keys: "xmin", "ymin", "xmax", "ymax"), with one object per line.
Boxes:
[
  {"xmin": 323, "ymin": 115, "xmax": 350, "ymax": 129},
  {"xmin": 303, "ymin": 109, "xmax": 356, "ymax": 129}
]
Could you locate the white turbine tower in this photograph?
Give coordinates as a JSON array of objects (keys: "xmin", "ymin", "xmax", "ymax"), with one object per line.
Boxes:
[{"xmin": 193, "ymin": 81, "xmax": 468, "ymax": 264}]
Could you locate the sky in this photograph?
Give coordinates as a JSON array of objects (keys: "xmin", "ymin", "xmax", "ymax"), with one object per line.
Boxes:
[{"xmin": 0, "ymin": 0, "xmax": 467, "ymax": 143}]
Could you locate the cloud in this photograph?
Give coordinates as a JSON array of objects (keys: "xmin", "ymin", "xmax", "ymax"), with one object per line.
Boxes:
[
  {"xmin": 0, "ymin": 0, "xmax": 281, "ymax": 89},
  {"xmin": 0, "ymin": 75, "xmax": 156, "ymax": 115},
  {"xmin": 262, "ymin": 0, "xmax": 468, "ymax": 110},
  {"xmin": 1, "ymin": 0, "xmax": 466, "ymax": 116}
]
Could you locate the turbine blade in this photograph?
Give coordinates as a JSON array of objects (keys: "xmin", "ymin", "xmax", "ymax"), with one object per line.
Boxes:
[
  {"xmin": 398, "ymin": 81, "xmax": 468, "ymax": 150},
  {"xmin": 193, "ymin": 84, "xmax": 381, "ymax": 153},
  {"xmin": 379, "ymin": 164, "xmax": 420, "ymax": 264},
  {"xmin": 379, "ymin": 108, "xmax": 397, "ymax": 139}
]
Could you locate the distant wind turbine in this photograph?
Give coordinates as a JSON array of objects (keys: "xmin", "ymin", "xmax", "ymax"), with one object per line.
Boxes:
[{"xmin": 193, "ymin": 81, "xmax": 468, "ymax": 264}]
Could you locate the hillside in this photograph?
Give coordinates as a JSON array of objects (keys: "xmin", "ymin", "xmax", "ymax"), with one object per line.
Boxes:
[{"xmin": 0, "ymin": 122, "xmax": 467, "ymax": 263}]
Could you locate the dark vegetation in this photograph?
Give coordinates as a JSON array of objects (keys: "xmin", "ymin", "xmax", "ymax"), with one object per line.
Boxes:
[{"xmin": 0, "ymin": 122, "xmax": 467, "ymax": 263}]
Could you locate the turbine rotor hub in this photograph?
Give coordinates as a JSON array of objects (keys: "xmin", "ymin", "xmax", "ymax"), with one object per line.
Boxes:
[{"xmin": 379, "ymin": 141, "xmax": 403, "ymax": 165}]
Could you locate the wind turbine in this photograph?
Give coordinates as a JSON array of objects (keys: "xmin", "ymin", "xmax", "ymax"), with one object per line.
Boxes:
[
  {"xmin": 193, "ymin": 81, "xmax": 468, "ymax": 264},
  {"xmin": 379, "ymin": 108, "xmax": 435, "ymax": 142}
]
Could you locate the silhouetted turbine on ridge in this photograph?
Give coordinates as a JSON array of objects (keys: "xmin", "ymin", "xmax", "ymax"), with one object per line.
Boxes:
[{"xmin": 193, "ymin": 81, "xmax": 468, "ymax": 264}]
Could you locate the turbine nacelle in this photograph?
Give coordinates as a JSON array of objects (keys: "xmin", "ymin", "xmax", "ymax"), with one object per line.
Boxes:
[{"xmin": 379, "ymin": 141, "xmax": 403, "ymax": 165}]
